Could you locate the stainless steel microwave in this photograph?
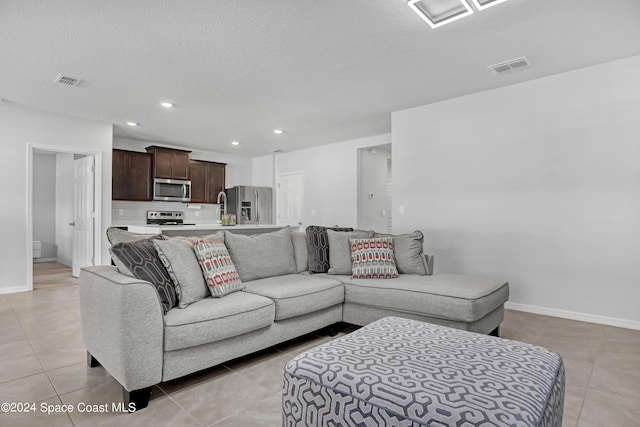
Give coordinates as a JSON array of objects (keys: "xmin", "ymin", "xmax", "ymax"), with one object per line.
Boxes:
[{"xmin": 153, "ymin": 178, "xmax": 191, "ymax": 202}]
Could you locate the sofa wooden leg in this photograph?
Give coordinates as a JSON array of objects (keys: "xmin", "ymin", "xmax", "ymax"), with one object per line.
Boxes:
[
  {"xmin": 489, "ymin": 326, "xmax": 500, "ymax": 337},
  {"xmin": 87, "ymin": 351, "xmax": 101, "ymax": 368},
  {"xmin": 123, "ymin": 386, "xmax": 152, "ymax": 412}
]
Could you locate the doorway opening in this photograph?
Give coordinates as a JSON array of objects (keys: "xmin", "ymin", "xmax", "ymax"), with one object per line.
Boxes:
[
  {"xmin": 357, "ymin": 143, "xmax": 392, "ymax": 233},
  {"xmin": 27, "ymin": 144, "xmax": 102, "ymax": 291}
]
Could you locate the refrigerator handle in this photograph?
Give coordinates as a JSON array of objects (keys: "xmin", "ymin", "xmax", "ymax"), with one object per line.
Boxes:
[{"xmin": 255, "ymin": 190, "xmax": 259, "ymax": 223}]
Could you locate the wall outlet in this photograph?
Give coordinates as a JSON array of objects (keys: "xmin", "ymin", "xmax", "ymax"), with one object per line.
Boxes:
[
  {"xmin": 398, "ymin": 205, "xmax": 405, "ymax": 215},
  {"xmin": 195, "ymin": 211, "xmax": 199, "ymax": 217},
  {"xmin": 311, "ymin": 209, "xmax": 317, "ymax": 217},
  {"xmin": 118, "ymin": 209, "xmax": 124, "ymax": 216}
]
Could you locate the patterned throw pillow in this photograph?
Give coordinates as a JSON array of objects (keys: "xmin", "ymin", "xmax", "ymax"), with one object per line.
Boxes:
[
  {"xmin": 193, "ymin": 240, "xmax": 243, "ymax": 297},
  {"xmin": 306, "ymin": 226, "xmax": 354, "ymax": 273},
  {"xmin": 110, "ymin": 239, "xmax": 178, "ymax": 313},
  {"xmin": 350, "ymin": 237, "xmax": 399, "ymax": 279}
]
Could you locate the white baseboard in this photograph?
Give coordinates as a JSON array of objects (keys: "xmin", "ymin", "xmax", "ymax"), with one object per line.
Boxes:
[
  {"xmin": 56, "ymin": 258, "xmax": 72, "ymax": 268},
  {"xmin": 33, "ymin": 258, "xmax": 57, "ymax": 263},
  {"xmin": 0, "ymin": 285, "xmax": 30, "ymax": 295},
  {"xmin": 505, "ymin": 302, "xmax": 640, "ymax": 331}
]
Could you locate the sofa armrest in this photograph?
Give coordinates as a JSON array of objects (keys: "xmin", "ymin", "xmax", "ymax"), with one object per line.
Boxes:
[
  {"xmin": 422, "ymin": 254, "xmax": 434, "ymax": 276},
  {"xmin": 79, "ymin": 266, "xmax": 164, "ymax": 391}
]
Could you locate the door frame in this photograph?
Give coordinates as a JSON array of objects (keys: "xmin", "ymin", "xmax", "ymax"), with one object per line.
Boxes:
[{"xmin": 26, "ymin": 143, "xmax": 103, "ymax": 291}]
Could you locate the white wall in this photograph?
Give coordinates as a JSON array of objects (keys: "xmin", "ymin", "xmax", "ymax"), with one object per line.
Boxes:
[
  {"xmin": 274, "ymin": 134, "xmax": 390, "ymax": 228},
  {"xmin": 55, "ymin": 153, "xmax": 75, "ymax": 266},
  {"xmin": 113, "ymin": 137, "xmax": 252, "ymax": 188},
  {"xmin": 357, "ymin": 145, "xmax": 392, "ymax": 233},
  {"xmin": 33, "ymin": 152, "xmax": 57, "ymax": 259},
  {"xmin": 0, "ymin": 103, "xmax": 112, "ymax": 294},
  {"xmin": 392, "ymin": 55, "xmax": 640, "ymax": 327},
  {"xmin": 252, "ymin": 154, "xmax": 275, "ymax": 187}
]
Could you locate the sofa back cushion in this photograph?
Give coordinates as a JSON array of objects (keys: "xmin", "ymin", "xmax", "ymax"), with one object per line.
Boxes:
[
  {"xmin": 375, "ymin": 230, "xmax": 429, "ymax": 275},
  {"xmin": 224, "ymin": 227, "xmax": 297, "ymax": 282},
  {"xmin": 306, "ymin": 225, "xmax": 354, "ymax": 273},
  {"xmin": 291, "ymin": 232, "xmax": 308, "ymax": 273}
]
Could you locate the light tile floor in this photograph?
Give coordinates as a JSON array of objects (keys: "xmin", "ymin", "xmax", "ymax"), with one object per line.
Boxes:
[{"xmin": 0, "ymin": 265, "xmax": 639, "ymax": 426}]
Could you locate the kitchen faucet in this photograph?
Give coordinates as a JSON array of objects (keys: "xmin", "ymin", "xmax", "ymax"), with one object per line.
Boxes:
[{"xmin": 216, "ymin": 191, "xmax": 227, "ymax": 216}]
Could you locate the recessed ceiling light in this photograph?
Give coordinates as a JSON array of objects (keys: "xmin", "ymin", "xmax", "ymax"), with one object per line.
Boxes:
[
  {"xmin": 231, "ymin": 141, "xmax": 240, "ymax": 146},
  {"xmin": 273, "ymin": 129, "xmax": 284, "ymax": 134},
  {"xmin": 160, "ymin": 102, "xmax": 173, "ymax": 108},
  {"xmin": 469, "ymin": 0, "xmax": 510, "ymax": 11},
  {"xmin": 126, "ymin": 121, "xmax": 138, "ymax": 127},
  {"xmin": 408, "ymin": 0, "xmax": 473, "ymax": 29}
]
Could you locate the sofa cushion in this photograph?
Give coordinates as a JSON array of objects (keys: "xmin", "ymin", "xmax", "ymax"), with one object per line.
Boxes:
[
  {"xmin": 153, "ymin": 238, "xmax": 209, "ymax": 308},
  {"xmin": 163, "ymin": 292, "xmax": 274, "ymax": 351},
  {"xmin": 224, "ymin": 227, "xmax": 297, "ymax": 282},
  {"xmin": 341, "ymin": 273, "xmax": 509, "ymax": 322},
  {"xmin": 110, "ymin": 239, "xmax": 177, "ymax": 313},
  {"xmin": 242, "ymin": 274, "xmax": 344, "ymax": 321},
  {"xmin": 193, "ymin": 239, "xmax": 243, "ymax": 297},
  {"xmin": 350, "ymin": 237, "xmax": 398, "ymax": 279},
  {"xmin": 327, "ymin": 229, "xmax": 373, "ymax": 275},
  {"xmin": 375, "ymin": 230, "xmax": 429, "ymax": 275},
  {"xmin": 291, "ymin": 232, "xmax": 308, "ymax": 273},
  {"xmin": 305, "ymin": 225, "xmax": 354, "ymax": 273}
]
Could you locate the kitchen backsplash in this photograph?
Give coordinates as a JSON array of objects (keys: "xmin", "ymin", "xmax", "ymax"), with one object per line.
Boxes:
[{"xmin": 112, "ymin": 201, "xmax": 221, "ymax": 226}]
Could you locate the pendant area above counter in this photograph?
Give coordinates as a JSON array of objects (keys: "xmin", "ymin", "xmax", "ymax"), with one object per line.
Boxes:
[{"xmin": 126, "ymin": 224, "xmax": 285, "ymax": 237}]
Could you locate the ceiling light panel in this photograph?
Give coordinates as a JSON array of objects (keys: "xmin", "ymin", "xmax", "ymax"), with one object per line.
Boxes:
[
  {"xmin": 408, "ymin": 0, "xmax": 473, "ymax": 29},
  {"xmin": 469, "ymin": 0, "xmax": 510, "ymax": 11}
]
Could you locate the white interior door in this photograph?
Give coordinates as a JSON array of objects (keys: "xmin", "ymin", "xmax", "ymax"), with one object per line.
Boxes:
[
  {"xmin": 72, "ymin": 156, "xmax": 95, "ymax": 277},
  {"xmin": 277, "ymin": 173, "xmax": 304, "ymax": 230}
]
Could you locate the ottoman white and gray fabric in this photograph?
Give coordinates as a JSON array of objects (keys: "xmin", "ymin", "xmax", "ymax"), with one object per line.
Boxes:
[{"xmin": 283, "ymin": 317, "xmax": 564, "ymax": 427}]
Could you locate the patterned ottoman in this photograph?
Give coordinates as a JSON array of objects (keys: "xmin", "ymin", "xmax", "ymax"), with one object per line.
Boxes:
[{"xmin": 283, "ymin": 317, "xmax": 564, "ymax": 427}]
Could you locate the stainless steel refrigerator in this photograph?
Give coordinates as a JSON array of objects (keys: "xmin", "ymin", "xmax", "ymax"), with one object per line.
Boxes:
[{"xmin": 225, "ymin": 186, "xmax": 273, "ymax": 224}]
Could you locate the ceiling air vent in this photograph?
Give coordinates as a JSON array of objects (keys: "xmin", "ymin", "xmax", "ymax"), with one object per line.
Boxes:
[
  {"xmin": 488, "ymin": 56, "xmax": 530, "ymax": 74},
  {"xmin": 54, "ymin": 74, "xmax": 82, "ymax": 86}
]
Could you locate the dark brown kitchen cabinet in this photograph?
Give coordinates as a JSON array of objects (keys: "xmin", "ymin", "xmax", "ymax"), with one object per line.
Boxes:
[
  {"xmin": 112, "ymin": 149, "xmax": 152, "ymax": 201},
  {"xmin": 145, "ymin": 146, "xmax": 191, "ymax": 180},
  {"xmin": 189, "ymin": 160, "xmax": 226, "ymax": 204}
]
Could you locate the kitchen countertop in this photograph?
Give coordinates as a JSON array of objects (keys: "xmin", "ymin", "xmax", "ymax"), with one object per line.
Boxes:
[{"xmin": 126, "ymin": 224, "xmax": 285, "ymax": 235}]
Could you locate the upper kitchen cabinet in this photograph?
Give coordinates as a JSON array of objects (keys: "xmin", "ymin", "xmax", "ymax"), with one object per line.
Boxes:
[
  {"xmin": 145, "ymin": 146, "xmax": 191, "ymax": 180},
  {"xmin": 189, "ymin": 160, "xmax": 226, "ymax": 204},
  {"xmin": 112, "ymin": 149, "xmax": 152, "ymax": 201}
]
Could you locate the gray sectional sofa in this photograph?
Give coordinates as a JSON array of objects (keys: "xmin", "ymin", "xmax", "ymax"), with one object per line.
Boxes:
[{"xmin": 79, "ymin": 226, "xmax": 509, "ymax": 411}]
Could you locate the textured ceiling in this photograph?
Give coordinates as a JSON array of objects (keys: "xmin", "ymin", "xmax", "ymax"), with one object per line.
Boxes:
[{"xmin": 1, "ymin": 0, "xmax": 640, "ymax": 157}]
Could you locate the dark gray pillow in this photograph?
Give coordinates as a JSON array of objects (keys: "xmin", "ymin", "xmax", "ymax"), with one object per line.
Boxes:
[
  {"xmin": 375, "ymin": 230, "xmax": 428, "ymax": 275},
  {"xmin": 110, "ymin": 239, "xmax": 177, "ymax": 313},
  {"xmin": 223, "ymin": 227, "xmax": 297, "ymax": 282},
  {"xmin": 306, "ymin": 225, "xmax": 353, "ymax": 273}
]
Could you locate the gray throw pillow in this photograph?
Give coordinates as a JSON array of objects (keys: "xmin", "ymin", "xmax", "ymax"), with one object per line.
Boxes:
[
  {"xmin": 153, "ymin": 238, "xmax": 208, "ymax": 308},
  {"xmin": 327, "ymin": 229, "xmax": 374, "ymax": 275},
  {"xmin": 223, "ymin": 227, "xmax": 297, "ymax": 282},
  {"xmin": 110, "ymin": 239, "xmax": 177, "ymax": 313},
  {"xmin": 375, "ymin": 230, "xmax": 428, "ymax": 275}
]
